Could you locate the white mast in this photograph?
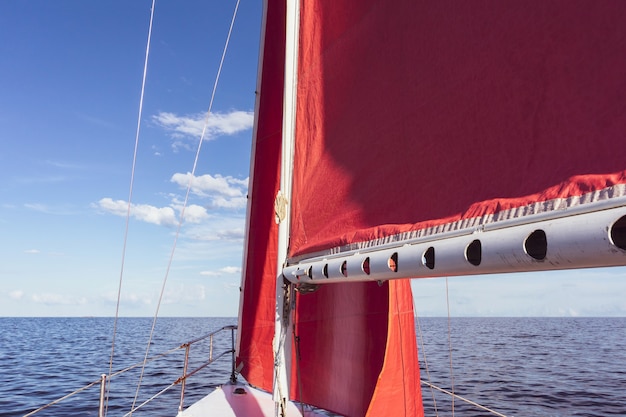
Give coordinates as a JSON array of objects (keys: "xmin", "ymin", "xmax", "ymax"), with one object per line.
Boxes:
[{"xmin": 273, "ymin": 0, "xmax": 300, "ymax": 415}]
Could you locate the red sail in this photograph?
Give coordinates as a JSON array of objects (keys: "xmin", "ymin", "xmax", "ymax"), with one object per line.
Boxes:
[
  {"xmin": 240, "ymin": 1, "xmax": 626, "ymax": 416},
  {"xmin": 236, "ymin": 0, "xmax": 286, "ymax": 392},
  {"xmin": 238, "ymin": 1, "xmax": 424, "ymax": 415},
  {"xmin": 290, "ymin": 0, "xmax": 626, "ymax": 257},
  {"xmin": 292, "ymin": 280, "xmax": 423, "ymax": 416}
]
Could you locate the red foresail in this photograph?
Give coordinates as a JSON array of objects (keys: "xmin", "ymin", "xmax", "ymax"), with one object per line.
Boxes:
[
  {"xmin": 236, "ymin": 0, "xmax": 286, "ymax": 392},
  {"xmin": 292, "ymin": 280, "xmax": 423, "ymax": 416}
]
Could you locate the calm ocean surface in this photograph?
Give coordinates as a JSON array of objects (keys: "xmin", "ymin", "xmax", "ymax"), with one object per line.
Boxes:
[
  {"xmin": 0, "ymin": 317, "xmax": 624, "ymax": 416},
  {"xmin": 417, "ymin": 317, "xmax": 626, "ymax": 417}
]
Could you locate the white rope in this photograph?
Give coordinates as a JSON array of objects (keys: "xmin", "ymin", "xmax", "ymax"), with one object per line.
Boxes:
[
  {"xmin": 420, "ymin": 380, "xmax": 510, "ymax": 417},
  {"xmin": 129, "ymin": 1, "xmax": 241, "ymax": 415},
  {"xmin": 108, "ymin": 0, "xmax": 157, "ymax": 416}
]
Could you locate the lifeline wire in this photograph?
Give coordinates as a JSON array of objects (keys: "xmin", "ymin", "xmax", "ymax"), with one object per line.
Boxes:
[
  {"xmin": 420, "ymin": 380, "xmax": 509, "ymax": 417},
  {"xmin": 107, "ymin": 0, "xmax": 156, "ymax": 415},
  {"xmin": 129, "ymin": 1, "xmax": 242, "ymax": 414}
]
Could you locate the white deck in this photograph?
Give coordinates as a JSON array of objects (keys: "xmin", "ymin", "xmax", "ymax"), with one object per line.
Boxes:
[{"xmin": 178, "ymin": 382, "xmax": 327, "ymax": 417}]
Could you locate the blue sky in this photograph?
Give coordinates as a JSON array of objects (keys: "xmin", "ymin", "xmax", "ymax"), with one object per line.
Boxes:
[{"xmin": 0, "ymin": 1, "xmax": 624, "ymax": 317}]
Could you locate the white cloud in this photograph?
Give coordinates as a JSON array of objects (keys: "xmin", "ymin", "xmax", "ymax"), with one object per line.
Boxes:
[
  {"xmin": 101, "ymin": 291, "xmax": 153, "ymax": 307},
  {"xmin": 220, "ymin": 266, "xmax": 241, "ymax": 274},
  {"xmin": 217, "ymin": 228, "xmax": 245, "ymax": 241},
  {"xmin": 32, "ymin": 293, "xmax": 87, "ymax": 305},
  {"xmin": 188, "ymin": 227, "xmax": 244, "ymax": 242},
  {"xmin": 200, "ymin": 266, "xmax": 241, "ymax": 277},
  {"xmin": 163, "ymin": 284, "xmax": 207, "ymax": 304},
  {"xmin": 44, "ymin": 160, "xmax": 86, "ymax": 170},
  {"xmin": 152, "ymin": 110, "xmax": 253, "ymax": 141},
  {"xmin": 171, "ymin": 172, "xmax": 248, "ymax": 210},
  {"xmin": 96, "ymin": 198, "xmax": 178, "ymax": 226},
  {"xmin": 9, "ymin": 290, "xmax": 24, "ymax": 300},
  {"xmin": 24, "ymin": 203, "xmax": 77, "ymax": 215},
  {"xmin": 96, "ymin": 198, "xmax": 212, "ymax": 226},
  {"xmin": 180, "ymin": 204, "xmax": 211, "ymax": 223},
  {"xmin": 24, "ymin": 249, "xmax": 40, "ymax": 254}
]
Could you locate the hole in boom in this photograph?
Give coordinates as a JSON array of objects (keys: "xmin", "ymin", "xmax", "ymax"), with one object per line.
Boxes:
[
  {"xmin": 465, "ymin": 240, "xmax": 481, "ymax": 266},
  {"xmin": 524, "ymin": 229, "xmax": 547, "ymax": 260},
  {"xmin": 362, "ymin": 257, "xmax": 370, "ymax": 275},
  {"xmin": 422, "ymin": 247, "xmax": 435, "ymax": 270},
  {"xmin": 610, "ymin": 215, "xmax": 626, "ymax": 250},
  {"xmin": 388, "ymin": 253, "xmax": 398, "ymax": 272}
]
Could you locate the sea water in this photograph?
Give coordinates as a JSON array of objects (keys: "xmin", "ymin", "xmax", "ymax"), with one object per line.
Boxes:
[
  {"xmin": 417, "ymin": 317, "xmax": 626, "ymax": 417},
  {"xmin": 0, "ymin": 317, "xmax": 236, "ymax": 416},
  {"xmin": 0, "ymin": 317, "xmax": 624, "ymax": 416}
]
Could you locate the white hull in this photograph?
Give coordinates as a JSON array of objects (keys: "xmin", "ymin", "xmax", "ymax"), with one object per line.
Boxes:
[{"xmin": 178, "ymin": 381, "xmax": 326, "ymax": 417}]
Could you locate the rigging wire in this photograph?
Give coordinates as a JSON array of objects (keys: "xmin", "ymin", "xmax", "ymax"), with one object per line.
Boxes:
[
  {"xmin": 106, "ymin": 0, "xmax": 156, "ymax": 415},
  {"xmin": 130, "ymin": 0, "xmax": 242, "ymax": 413},
  {"xmin": 412, "ymin": 290, "xmax": 440, "ymax": 416},
  {"xmin": 292, "ymin": 291, "xmax": 306, "ymax": 416},
  {"xmin": 445, "ymin": 277, "xmax": 456, "ymax": 416},
  {"xmin": 413, "ymin": 280, "xmax": 510, "ymax": 417}
]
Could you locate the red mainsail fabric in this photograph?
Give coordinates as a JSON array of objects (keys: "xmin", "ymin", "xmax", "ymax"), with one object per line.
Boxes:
[{"xmin": 290, "ymin": 0, "xmax": 626, "ymax": 258}]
